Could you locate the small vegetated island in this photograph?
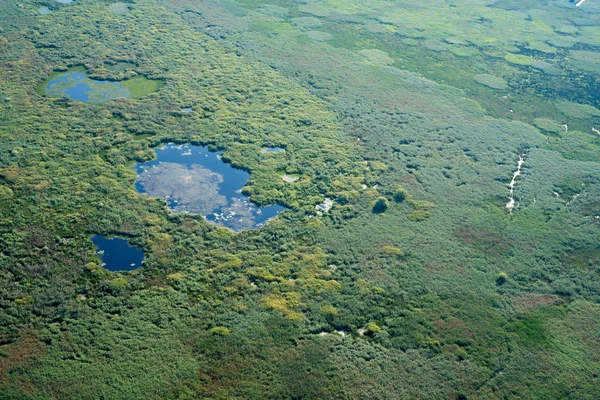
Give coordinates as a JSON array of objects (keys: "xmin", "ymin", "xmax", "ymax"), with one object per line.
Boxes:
[{"xmin": 1, "ymin": 0, "xmax": 600, "ymax": 399}]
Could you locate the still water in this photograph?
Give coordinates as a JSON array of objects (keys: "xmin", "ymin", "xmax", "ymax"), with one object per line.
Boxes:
[
  {"xmin": 92, "ymin": 235, "xmax": 144, "ymax": 272},
  {"xmin": 44, "ymin": 68, "xmax": 129, "ymax": 102},
  {"xmin": 134, "ymin": 143, "xmax": 285, "ymax": 231}
]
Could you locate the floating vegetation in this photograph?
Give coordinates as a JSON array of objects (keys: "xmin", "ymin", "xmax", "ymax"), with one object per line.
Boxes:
[
  {"xmin": 105, "ymin": 61, "xmax": 136, "ymax": 72},
  {"xmin": 306, "ymin": 31, "xmax": 333, "ymax": 42},
  {"xmin": 555, "ymin": 101, "xmax": 600, "ymax": 119},
  {"xmin": 135, "ymin": 144, "xmax": 285, "ymax": 231},
  {"xmin": 473, "ymin": 74, "xmax": 508, "ymax": 90},
  {"xmin": 359, "ymin": 49, "xmax": 394, "ymax": 66},
  {"xmin": 280, "ymin": 174, "xmax": 299, "ymax": 183},
  {"xmin": 504, "ymin": 53, "xmax": 534, "ymax": 66},
  {"xmin": 91, "ymin": 235, "xmax": 144, "ymax": 271},
  {"xmin": 291, "ymin": 17, "xmax": 322, "ymax": 31},
  {"xmin": 42, "ymin": 67, "xmax": 128, "ymax": 102},
  {"xmin": 422, "ymin": 39, "xmax": 448, "ymax": 52},
  {"xmin": 108, "ymin": 2, "xmax": 130, "ymax": 14},
  {"xmin": 262, "ymin": 147, "xmax": 285, "ymax": 154},
  {"xmin": 39, "ymin": 66, "xmax": 164, "ymax": 102}
]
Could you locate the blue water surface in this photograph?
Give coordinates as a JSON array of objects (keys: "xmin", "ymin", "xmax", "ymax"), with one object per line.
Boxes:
[
  {"xmin": 40, "ymin": 7, "xmax": 51, "ymax": 14},
  {"xmin": 263, "ymin": 147, "xmax": 286, "ymax": 153},
  {"xmin": 92, "ymin": 235, "xmax": 144, "ymax": 272},
  {"xmin": 45, "ymin": 71, "xmax": 129, "ymax": 102},
  {"xmin": 135, "ymin": 143, "xmax": 285, "ymax": 230}
]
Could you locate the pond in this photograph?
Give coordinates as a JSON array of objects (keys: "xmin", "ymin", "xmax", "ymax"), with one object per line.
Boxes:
[
  {"xmin": 39, "ymin": 66, "xmax": 164, "ymax": 102},
  {"xmin": 91, "ymin": 235, "xmax": 144, "ymax": 272},
  {"xmin": 39, "ymin": 7, "xmax": 51, "ymax": 14},
  {"xmin": 134, "ymin": 143, "xmax": 286, "ymax": 231}
]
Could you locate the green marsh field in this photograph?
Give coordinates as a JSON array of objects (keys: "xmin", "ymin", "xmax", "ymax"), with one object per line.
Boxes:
[{"xmin": 1, "ymin": 0, "xmax": 599, "ymax": 398}]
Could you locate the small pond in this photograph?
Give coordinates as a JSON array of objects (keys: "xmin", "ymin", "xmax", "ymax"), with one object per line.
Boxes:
[
  {"xmin": 40, "ymin": 7, "xmax": 51, "ymax": 14},
  {"xmin": 55, "ymin": 0, "xmax": 73, "ymax": 3},
  {"xmin": 134, "ymin": 143, "xmax": 285, "ymax": 231},
  {"xmin": 40, "ymin": 66, "xmax": 164, "ymax": 102},
  {"xmin": 92, "ymin": 235, "xmax": 144, "ymax": 272}
]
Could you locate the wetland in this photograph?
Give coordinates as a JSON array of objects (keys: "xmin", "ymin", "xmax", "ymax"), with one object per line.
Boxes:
[{"xmin": 134, "ymin": 144, "xmax": 285, "ymax": 231}]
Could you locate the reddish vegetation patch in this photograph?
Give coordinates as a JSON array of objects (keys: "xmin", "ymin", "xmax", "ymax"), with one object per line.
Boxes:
[
  {"xmin": 0, "ymin": 333, "xmax": 45, "ymax": 388},
  {"xmin": 455, "ymin": 225, "xmax": 510, "ymax": 256},
  {"xmin": 510, "ymin": 294, "xmax": 563, "ymax": 311},
  {"xmin": 433, "ymin": 317, "xmax": 474, "ymax": 339}
]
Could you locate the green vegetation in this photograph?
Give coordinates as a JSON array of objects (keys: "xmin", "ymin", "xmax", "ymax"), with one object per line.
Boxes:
[
  {"xmin": 119, "ymin": 75, "xmax": 165, "ymax": 99},
  {"xmin": 1, "ymin": 0, "xmax": 599, "ymax": 398},
  {"xmin": 372, "ymin": 197, "xmax": 389, "ymax": 213},
  {"xmin": 473, "ymin": 74, "xmax": 508, "ymax": 90}
]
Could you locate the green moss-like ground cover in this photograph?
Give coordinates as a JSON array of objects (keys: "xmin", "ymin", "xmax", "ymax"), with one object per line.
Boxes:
[{"xmin": 1, "ymin": 0, "xmax": 599, "ymax": 398}]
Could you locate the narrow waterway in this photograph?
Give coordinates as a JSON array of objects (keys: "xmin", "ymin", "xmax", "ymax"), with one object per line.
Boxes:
[{"xmin": 505, "ymin": 154, "xmax": 525, "ymax": 212}]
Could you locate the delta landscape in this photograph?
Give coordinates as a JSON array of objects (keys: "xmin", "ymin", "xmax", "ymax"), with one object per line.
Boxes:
[{"xmin": 1, "ymin": 0, "xmax": 600, "ymax": 398}]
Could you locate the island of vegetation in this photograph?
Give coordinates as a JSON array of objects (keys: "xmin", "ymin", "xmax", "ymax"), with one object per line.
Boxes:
[{"xmin": 0, "ymin": 0, "xmax": 599, "ymax": 399}]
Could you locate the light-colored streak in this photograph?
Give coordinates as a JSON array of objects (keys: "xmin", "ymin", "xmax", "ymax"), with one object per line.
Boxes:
[{"xmin": 506, "ymin": 155, "xmax": 525, "ymax": 212}]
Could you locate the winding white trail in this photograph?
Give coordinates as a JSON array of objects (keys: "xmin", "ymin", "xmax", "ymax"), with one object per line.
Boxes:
[{"xmin": 506, "ymin": 155, "xmax": 525, "ymax": 212}]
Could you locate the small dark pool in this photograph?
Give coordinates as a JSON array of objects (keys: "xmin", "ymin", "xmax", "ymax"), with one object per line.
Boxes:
[
  {"xmin": 92, "ymin": 235, "xmax": 144, "ymax": 271},
  {"xmin": 134, "ymin": 143, "xmax": 286, "ymax": 231}
]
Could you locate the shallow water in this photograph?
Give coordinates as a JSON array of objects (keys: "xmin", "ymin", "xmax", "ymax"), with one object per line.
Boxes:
[
  {"xmin": 135, "ymin": 143, "xmax": 285, "ymax": 231},
  {"xmin": 262, "ymin": 147, "xmax": 285, "ymax": 153},
  {"xmin": 55, "ymin": 0, "xmax": 73, "ymax": 3},
  {"xmin": 40, "ymin": 7, "xmax": 51, "ymax": 14},
  {"xmin": 92, "ymin": 235, "xmax": 144, "ymax": 271},
  {"xmin": 44, "ymin": 69, "xmax": 129, "ymax": 102},
  {"xmin": 42, "ymin": 67, "xmax": 163, "ymax": 102}
]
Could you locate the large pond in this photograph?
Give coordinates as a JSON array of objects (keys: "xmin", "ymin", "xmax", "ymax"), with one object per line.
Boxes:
[
  {"xmin": 134, "ymin": 143, "xmax": 285, "ymax": 231},
  {"xmin": 39, "ymin": 66, "xmax": 164, "ymax": 102},
  {"xmin": 92, "ymin": 235, "xmax": 144, "ymax": 272}
]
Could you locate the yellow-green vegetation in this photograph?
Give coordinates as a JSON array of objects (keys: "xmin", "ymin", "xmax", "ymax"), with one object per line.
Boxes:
[
  {"xmin": 364, "ymin": 322, "xmax": 381, "ymax": 336},
  {"xmin": 261, "ymin": 292, "xmax": 305, "ymax": 321},
  {"xmin": 504, "ymin": 53, "xmax": 533, "ymax": 66},
  {"xmin": 382, "ymin": 245, "xmax": 403, "ymax": 257},
  {"xmin": 119, "ymin": 75, "xmax": 165, "ymax": 99},
  {"xmin": 208, "ymin": 326, "xmax": 231, "ymax": 336},
  {"xmin": 1, "ymin": 0, "xmax": 600, "ymax": 398}
]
